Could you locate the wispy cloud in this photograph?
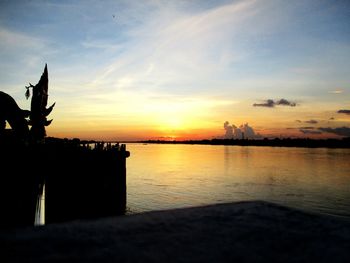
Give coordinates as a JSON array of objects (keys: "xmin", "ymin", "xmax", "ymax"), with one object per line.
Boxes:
[
  {"xmin": 87, "ymin": 0, "xmax": 262, "ymax": 95},
  {"xmin": 299, "ymin": 129, "xmax": 322, "ymax": 135},
  {"xmin": 337, "ymin": 109, "xmax": 350, "ymax": 115},
  {"xmin": 253, "ymin": 99, "xmax": 296, "ymax": 107},
  {"xmin": 304, "ymin": 119, "xmax": 318, "ymax": 124},
  {"xmin": 318, "ymin": 127, "xmax": 350, "ymax": 137},
  {"xmin": 0, "ymin": 28, "xmax": 45, "ymax": 49},
  {"xmin": 253, "ymin": 99, "xmax": 275, "ymax": 108},
  {"xmin": 328, "ymin": 89, "xmax": 344, "ymax": 94},
  {"xmin": 0, "ymin": 27, "xmax": 55, "ymax": 89},
  {"xmin": 0, "ymin": 27, "xmax": 50, "ymax": 67}
]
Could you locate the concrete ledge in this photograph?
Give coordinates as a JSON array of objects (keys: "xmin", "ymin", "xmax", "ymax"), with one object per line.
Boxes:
[{"xmin": 1, "ymin": 201, "xmax": 350, "ymax": 262}]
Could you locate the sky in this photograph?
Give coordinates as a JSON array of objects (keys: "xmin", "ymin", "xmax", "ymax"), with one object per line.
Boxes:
[{"xmin": 0, "ymin": 0, "xmax": 350, "ymax": 141}]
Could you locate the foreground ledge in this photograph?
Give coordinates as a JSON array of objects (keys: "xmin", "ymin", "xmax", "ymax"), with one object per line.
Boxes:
[{"xmin": 1, "ymin": 201, "xmax": 350, "ymax": 262}]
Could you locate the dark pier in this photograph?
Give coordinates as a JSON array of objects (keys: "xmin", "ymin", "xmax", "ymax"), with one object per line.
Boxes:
[
  {"xmin": 0, "ymin": 141, "xmax": 44, "ymax": 228},
  {"xmin": 45, "ymin": 139, "xmax": 130, "ymax": 224},
  {"xmin": 0, "ymin": 138, "xmax": 130, "ymax": 228}
]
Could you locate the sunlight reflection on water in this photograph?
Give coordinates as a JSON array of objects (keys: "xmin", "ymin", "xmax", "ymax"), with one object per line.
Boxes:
[
  {"xmin": 125, "ymin": 144, "xmax": 350, "ymax": 217},
  {"xmin": 34, "ymin": 185, "xmax": 45, "ymax": 226}
]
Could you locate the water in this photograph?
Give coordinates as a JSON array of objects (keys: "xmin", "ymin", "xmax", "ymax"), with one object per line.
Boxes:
[
  {"xmin": 126, "ymin": 143, "xmax": 350, "ymax": 218},
  {"xmin": 34, "ymin": 185, "xmax": 45, "ymax": 226}
]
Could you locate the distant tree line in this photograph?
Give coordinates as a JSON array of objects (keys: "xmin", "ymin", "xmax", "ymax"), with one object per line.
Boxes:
[{"xmin": 141, "ymin": 137, "xmax": 350, "ymax": 148}]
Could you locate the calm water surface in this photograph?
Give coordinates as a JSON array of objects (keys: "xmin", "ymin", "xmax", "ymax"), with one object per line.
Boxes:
[{"xmin": 125, "ymin": 143, "xmax": 350, "ymax": 218}]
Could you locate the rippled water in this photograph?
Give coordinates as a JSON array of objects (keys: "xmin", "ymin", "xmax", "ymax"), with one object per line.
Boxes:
[{"xmin": 125, "ymin": 143, "xmax": 350, "ymax": 218}]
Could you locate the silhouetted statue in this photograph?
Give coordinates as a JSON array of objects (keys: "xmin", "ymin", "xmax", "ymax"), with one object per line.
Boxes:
[
  {"xmin": 0, "ymin": 64, "xmax": 55, "ymax": 143},
  {"xmin": 1, "ymin": 64, "xmax": 129, "ymax": 227},
  {"xmin": 0, "ymin": 91, "xmax": 30, "ymax": 140},
  {"xmin": 25, "ymin": 64, "xmax": 55, "ymax": 141}
]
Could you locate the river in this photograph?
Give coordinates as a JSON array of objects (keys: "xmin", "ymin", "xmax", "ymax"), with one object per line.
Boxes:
[{"xmin": 125, "ymin": 143, "xmax": 350, "ymax": 218}]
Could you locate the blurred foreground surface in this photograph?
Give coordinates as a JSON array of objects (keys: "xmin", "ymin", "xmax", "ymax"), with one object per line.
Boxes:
[{"xmin": 1, "ymin": 201, "xmax": 349, "ymax": 263}]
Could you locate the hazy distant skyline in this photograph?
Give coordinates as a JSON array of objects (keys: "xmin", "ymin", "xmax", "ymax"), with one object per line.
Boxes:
[{"xmin": 1, "ymin": 0, "xmax": 349, "ymax": 140}]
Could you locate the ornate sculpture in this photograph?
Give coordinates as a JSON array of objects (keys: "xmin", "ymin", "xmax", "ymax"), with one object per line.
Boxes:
[
  {"xmin": 0, "ymin": 64, "xmax": 55, "ymax": 142},
  {"xmin": 25, "ymin": 64, "xmax": 55, "ymax": 141}
]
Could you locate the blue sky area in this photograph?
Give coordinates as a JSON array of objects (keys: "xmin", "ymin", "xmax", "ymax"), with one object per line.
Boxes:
[{"xmin": 1, "ymin": 0, "xmax": 349, "ymax": 140}]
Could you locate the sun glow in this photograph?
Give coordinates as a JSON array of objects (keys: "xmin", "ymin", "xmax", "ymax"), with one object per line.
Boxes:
[{"xmin": 158, "ymin": 116, "xmax": 184, "ymax": 130}]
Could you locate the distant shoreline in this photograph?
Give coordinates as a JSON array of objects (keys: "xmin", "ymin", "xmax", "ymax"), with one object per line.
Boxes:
[
  {"xmin": 45, "ymin": 137, "xmax": 350, "ymax": 149},
  {"xmin": 137, "ymin": 137, "xmax": 350, "ymax": 149}
]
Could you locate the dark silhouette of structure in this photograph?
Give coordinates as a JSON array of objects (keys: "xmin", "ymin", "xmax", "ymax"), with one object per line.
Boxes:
[
  {"xmin": 44, "ymin": 139, "xmax": 129, "ymax": 224},
  {"xmin": 25, "ymin": 64, "xmax": 55, "ymax": 141},
  {"xmin": 0, "ymin": 65, "xmax": 129, "ymax": 228},
  {"xmin": 0, "ymin": 91, "xmax": 30, "ymax": 140},
  {"xmin": 0, "ymin": 64, "xmax": 55, "ymax": 142}
]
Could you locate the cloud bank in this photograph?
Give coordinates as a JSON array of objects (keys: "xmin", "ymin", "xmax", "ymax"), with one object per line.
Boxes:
[{"xmin": 223, "ymin": 121, "xmax": 260, "ymax": 139}]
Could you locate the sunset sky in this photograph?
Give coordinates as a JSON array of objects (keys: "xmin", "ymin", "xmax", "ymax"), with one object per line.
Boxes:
[{"xmin": 1, "ymin": 0, "xmax": 349, "ymax": 141}]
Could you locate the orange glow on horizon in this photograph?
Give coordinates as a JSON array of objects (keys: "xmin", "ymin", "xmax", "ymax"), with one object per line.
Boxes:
[
  {"xmin": 45, "ymin": 98, "xmax": 349, "ymax": 141},
  {"xmin": 46, "ymin": 124, "xmax": 345, "ymax": 141}
]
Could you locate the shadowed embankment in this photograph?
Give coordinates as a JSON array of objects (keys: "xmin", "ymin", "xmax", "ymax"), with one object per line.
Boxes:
[{"xmin": 1, "ymin": 201, "xmax": 349, "ymax": 262}]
